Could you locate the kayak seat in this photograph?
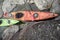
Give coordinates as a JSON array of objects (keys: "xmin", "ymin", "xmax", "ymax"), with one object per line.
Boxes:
[
  {"xmin": 0, "ymin": 20, "xmax": 2, "ymax": 25},
  {"xmin": 8, "ymin": 20, "xmax": 10, "ymax": 24},
  {"xmin": 15, "ymin": 13, "xmax": 24, "ymax": 18}
]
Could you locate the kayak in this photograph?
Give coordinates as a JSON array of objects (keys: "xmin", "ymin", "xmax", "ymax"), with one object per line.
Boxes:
[
  {"xmin": 0, "ymin": 19, "xmax": 19, "ymax": 26},
  {"xmin": 3, "ymin": 11, "xmax": 58, "ymax": 21}
]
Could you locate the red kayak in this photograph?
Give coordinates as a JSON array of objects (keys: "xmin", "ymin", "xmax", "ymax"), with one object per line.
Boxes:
[{"xmin": 3, "ymin": 11, "xmax": 58, "ymax": 21}]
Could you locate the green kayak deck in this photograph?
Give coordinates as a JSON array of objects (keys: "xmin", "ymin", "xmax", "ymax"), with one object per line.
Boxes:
[{"xmin": 0, "ymin": 19, "xmax": 19, "ymax": 26}]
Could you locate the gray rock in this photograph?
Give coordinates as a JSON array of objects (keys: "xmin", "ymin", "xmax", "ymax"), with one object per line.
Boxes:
[
  {"xmin": 0, "ymin": 8, "xmax": 3, "ymax": 18},
  {"xmin": 0, "ymin": 2, "xmax": 4, "ymax": 18},
  {"xmin": 34, "ymin": 0, "xmax": 54, "ymax": 10},
  {"xmin": 50, "ymin": 0, "xmax": 60, "ymax": 13},
  {"xmin": 19, "ymin": 20, "xmax": 60, "ymax": 40},
  {"xmin": 9, "ymin": 20, "xmax": 60, "ymax": 40},
  {"xmin": 34, "ymin": 0, "xmax": 60, "ymax": 13},
  {"xmin": 0, "ymin": 26, "xmax": 7, "ymax": 39},
  {"xmin": 2, "ymin": 25, "xmax": 19, "ymax": 40},
  {"xmin": 2, "ymin": 0, "xmax": 34, "ymax": 13}
]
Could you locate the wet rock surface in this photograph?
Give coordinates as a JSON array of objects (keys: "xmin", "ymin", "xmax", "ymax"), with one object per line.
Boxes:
[
  {"xmin": 2, "ymin": 25, "xmax": 19, "ymax": 40},
  {"xmin": 9, "ymin": 20, "xmax": 60, "ymax": 40},
  {"xmin": 0, "ymin": 1, "xmax": 4, "ymax": 18}
]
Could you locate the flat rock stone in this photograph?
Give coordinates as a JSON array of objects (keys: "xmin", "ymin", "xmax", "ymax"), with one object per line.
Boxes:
[{"xmin": 2, "ymin": 25, "xmax": 19, "ymax": 40}]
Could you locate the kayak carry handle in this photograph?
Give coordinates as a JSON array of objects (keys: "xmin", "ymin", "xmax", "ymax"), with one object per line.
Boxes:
[{"xmin": 33, "ymin": 13, "xmax": 38, "ymax": 18}]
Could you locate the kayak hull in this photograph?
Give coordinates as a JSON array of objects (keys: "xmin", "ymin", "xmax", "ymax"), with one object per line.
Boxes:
[{"xmin": 4, "ymin": 11, "xmax": 58, "ymax": 21}]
